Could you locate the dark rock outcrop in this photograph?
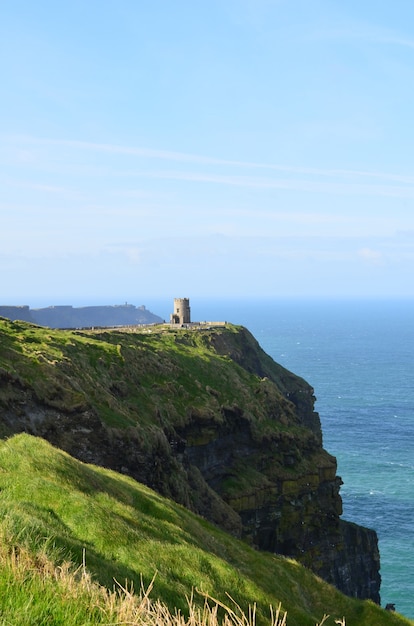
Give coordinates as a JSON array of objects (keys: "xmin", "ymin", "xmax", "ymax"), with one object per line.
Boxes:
[
  {"xmin": 0, "ymin": 320, "xmax": 381, "ymax": 602},
  {"xmin": 0, "ymin": 303, "xmax": 162, "ymax": 328},
  {"xmin": 0, "ymin": 306, "xmax": 34, "ymax": 323}
]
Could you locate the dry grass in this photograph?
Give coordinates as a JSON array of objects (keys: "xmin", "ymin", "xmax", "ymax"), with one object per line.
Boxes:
[{"xmin": 0, "ymin": 542, "xmax": 343, "ymax": 626}]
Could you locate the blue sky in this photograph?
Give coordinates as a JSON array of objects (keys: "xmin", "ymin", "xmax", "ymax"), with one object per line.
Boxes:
[{"xmin": 1, "ymin": 0, "xmax": 414, "ymax": 306}]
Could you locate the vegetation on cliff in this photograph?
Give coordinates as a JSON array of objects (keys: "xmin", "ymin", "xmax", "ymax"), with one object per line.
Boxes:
[
  {"xmin": 0, "ymin": 317, "xmax": 389, "ymax": 608},
  {"xmin": 0, "ymin": 434, "xmax": 410, "ymax": 626}
]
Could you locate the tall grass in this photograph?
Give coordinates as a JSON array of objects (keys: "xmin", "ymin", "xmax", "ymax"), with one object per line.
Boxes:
[
  {"xmin": 0, "ymin": 435, "xmax": 411, "ymax": 626},
  {"xmin": 0, "ymin": 539, "xmax": 338, "ymax": 626}
]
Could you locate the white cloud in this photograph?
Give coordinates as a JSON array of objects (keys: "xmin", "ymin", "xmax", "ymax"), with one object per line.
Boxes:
[
  {"xmin": 309, "ymin": 19, "xmax": 414, "ymax": 51},
  {"xmin": 357, "ymin": 247, "xmax": 383, "ymax": 265},
  {"xmin": 124, "ymin": 169, "xmax": 414, "ymax": 199},
  {"xmin": 124, "ymin": 247, "xmax": 142, "ymax": 264},
  {"xmin": 106, "ymin": 245, "xmax": 143, "ymax": 265},
  {"xmin": 9, "ymin": 135, "xmax": 414, "ymax": 185}
]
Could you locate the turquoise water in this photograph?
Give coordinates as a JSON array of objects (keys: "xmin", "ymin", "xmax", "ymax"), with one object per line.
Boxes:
[{"xmin": 186, "ymin": 298, "xmax": 414, "ymax": 619}]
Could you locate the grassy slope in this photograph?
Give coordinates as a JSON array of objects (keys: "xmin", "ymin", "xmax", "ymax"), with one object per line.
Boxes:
[
  {"xmin": 0, "ymin": 318, "xmax": 299, "ymax": 431},
  {"xmin": 0, "ymin": 434, "xmax": 411, "ymax": 626},
  {"xmin": 0, "ymin": 318, "xmax": 323, "ymax": 508}
]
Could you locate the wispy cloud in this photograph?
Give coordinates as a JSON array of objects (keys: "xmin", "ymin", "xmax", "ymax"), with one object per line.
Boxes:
[
  {"xmin": 28, "ymin": 183, "xmax": 69, "ymax": 193},
  {"xmin": 3, "ymin": 136, "xmax": 414, "ymax": 213},
  {"xmin": 124, "ymin": 169, "xmax": 414, "ymax": 199},
  {"xmin": 9, "ymin": 135, "xmax": 414, "ymax": 187},
  {"xmin": 377, "ymin": 35, "xmax": 414, "ymax": 49},
  {"xmin": 358, "ymin": 247, "xmax": 383, "ymax": 265},
  {"xmin": 309, "ymin": 20, "xmax": 414, "ymax": 50}
]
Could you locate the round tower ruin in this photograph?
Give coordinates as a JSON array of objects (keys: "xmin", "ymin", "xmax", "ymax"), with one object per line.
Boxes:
[{"xmin": 170, "ymin": 298, "xmax": 191, "ymax": 325}]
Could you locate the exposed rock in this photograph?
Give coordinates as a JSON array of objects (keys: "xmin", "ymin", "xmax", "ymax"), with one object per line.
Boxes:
[{"xmin": 0, "ymin": 319, "xmax": 381, "ymax": 602}]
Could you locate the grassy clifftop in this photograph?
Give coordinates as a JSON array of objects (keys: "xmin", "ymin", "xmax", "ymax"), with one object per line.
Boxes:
[
  {"xmin": 0, "ymin": 318, "xmax": 395, "ymax": 609},
  {"xmin": 0, "ymin": 318, "xmax": 305, "ymax": 432},
  {"xmin": 0, "ymin": 433, "xmax": 410, "ymax": 626},
  {"xmin": 0, "ymin": 318, "xmax": 334, "ymax": 542}
]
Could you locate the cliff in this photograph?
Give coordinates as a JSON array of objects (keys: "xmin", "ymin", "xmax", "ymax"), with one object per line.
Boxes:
[
  {"xmin": 0, "ymin": 318, "xmax": 381, "ymax": 602},
  {"xmin": 1, "ymin": 434, "xmax": 403, "ymax": 626},
  {"xmin": 0, "ymin": 303, "xmax": 163, "ymax": 328}
]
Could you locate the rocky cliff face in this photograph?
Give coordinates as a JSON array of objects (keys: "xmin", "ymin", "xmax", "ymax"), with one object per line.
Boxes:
[
  {"xmin": 0, "ymin": 303, "xmax": 163, "ymax": 328},
  {"xmin": 0, "ymin": 318, "xmax": 381, "ymax": 603},
  {"xmin": 183, "ymin": 423, "xmax": 380, "ymax": 602}
]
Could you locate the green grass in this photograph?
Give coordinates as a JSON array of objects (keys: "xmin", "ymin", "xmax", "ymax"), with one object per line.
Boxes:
[
  {"xmin": 0, "ymin": 318, "xmax": 308, "ymax": 441},
  {"xmin": 0, "ymin": 318, "xmax": 412, "ymax": 624},
  {"xmin": 0, "ymin": 434, "xmax": 411, "ymax": 626},
  {"xmin": 0, "ymin": 319, "xmax": 327, "ymax": 523}
]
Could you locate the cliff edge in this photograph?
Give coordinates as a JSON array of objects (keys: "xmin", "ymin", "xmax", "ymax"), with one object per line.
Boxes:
[
  {"xmin": 0, "ymin": 318, "xmax": 381, "ymax": 602},
  {"xmin": 0, "ymin": 303, "xmax": 163, "ymax": 328}
]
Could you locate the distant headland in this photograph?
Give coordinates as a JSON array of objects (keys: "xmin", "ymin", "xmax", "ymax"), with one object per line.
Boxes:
[{"xmin": 0, "ymin": 303, "xmax": 163, "ymax": 329}]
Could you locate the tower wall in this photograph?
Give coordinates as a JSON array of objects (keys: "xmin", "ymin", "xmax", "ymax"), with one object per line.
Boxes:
[{"xmin": 171, "ymin": 298, "xmax": 191, "ymax": 324}]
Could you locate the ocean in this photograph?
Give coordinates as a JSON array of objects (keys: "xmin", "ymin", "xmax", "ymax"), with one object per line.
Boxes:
[
  {"xmin": 182, "ymin": 298, "xmax": 413, "ymax": 620},
  {"xmin": 56, "ymin": 295, "xmax": 414, "ymax": 617}
]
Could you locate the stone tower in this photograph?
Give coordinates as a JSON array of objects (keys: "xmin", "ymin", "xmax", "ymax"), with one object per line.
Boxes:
[{"xmin": 170, "ymin": 298, "xmax": 191, "ymax": 325}]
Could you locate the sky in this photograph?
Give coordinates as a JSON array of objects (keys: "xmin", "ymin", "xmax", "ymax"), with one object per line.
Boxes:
[{"xmin": 1, "ymin": 0, "xmax": 414, "ymax": 307}]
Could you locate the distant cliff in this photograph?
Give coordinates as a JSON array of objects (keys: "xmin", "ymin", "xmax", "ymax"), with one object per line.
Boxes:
[
  {"xmin": 0, "ymin": 318, "xmax": 381, "ymax": 603},
  {"xmin": 0, "ymin": 303, "xmax": 163, "ymax": 328}
]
